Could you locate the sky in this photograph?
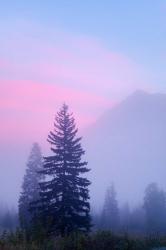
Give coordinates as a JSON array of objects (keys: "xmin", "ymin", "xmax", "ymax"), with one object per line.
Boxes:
[{"xmin": 0, "ymin": 1, "xmax": 166, "ymax": 206}]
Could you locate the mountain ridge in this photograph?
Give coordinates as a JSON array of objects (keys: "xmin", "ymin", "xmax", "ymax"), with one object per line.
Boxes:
[{"xmin": 84, "ymin": 90, "xmax": 166, "ymax": 210}]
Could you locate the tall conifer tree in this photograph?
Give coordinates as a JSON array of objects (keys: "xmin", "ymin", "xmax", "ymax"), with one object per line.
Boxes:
[
  {"xmin": 35, "ymin": 104, "xmax": 91, "ymax": 236},
  {"xmin": 19, "ymin": 143, "xmax": 43, "ymax": 230}
]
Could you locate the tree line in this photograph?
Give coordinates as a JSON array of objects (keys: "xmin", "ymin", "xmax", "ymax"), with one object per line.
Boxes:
[
  {"xmin": 3, "ymin": 181, "xmax": 166, "ymax": 236},
  {"xmin": 93, "ymin": 182, "xmax": 166, "ymax": 235},
  {"xmin": 1, "ymin": 103, "xmax": 165, "ymax": 238}
]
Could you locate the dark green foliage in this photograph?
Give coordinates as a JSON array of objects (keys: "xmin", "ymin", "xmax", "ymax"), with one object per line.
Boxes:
[
  {"xmin": 1, "ymin": 230, "xmax": 166, "ymax": 250},
  {"xmin": 32, "ymin": 104, "xmax": 91, "ymax": 236},
  {"xmin": 18, "ymin": 143, "xmax": 43, "ymax": 231}
]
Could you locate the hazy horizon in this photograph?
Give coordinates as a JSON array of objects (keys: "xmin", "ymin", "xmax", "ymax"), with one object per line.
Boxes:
[{"xmin": 1, "ymin": 90, "xmax": 166, "ymax": 210}]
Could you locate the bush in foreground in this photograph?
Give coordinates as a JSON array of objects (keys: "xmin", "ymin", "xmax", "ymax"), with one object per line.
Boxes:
[{"xmin": 0, "ymin": 230, "xmax": 166, "ymax": 250}]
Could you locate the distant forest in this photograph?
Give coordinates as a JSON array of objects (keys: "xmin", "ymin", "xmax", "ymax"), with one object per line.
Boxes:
[
  {"xmin": 1, "ymin": 104, "xmax": 166, "ymax": 249},
  {"xmin": 1, "ymin": 181, "xmax": 166, "ymax": 236}
]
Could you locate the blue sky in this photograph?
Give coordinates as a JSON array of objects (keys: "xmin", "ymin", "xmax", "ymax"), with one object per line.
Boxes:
[
  {"xmin": 0, "ymin": 0, "xmax": 165, "ymax": 125},
  {"xmin": 1, "ymin": 0, "xmax": 165, "ymax": 85}
]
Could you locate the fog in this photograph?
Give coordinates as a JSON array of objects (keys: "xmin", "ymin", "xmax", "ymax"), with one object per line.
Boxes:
[
  {"xmin": 84, "ymin": 90, "xmax": 166, "ymax": 211},
  {"xmin": 1, "ymin": 90, "xmax": 166, "ymax": 214},
  {"xmin": 1, "ymin": 2, "xmax": 166, "ymax": 249}
]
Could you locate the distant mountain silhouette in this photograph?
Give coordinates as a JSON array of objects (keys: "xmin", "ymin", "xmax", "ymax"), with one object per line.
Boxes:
[{"xmin": 84, "ymin": 90, "xmax": 166, "ymax": 210}]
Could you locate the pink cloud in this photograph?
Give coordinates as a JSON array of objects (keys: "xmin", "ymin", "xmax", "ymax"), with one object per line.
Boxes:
[
  {"xmin": 0, "ymin": 79, "xmax": 111, "ymax": 110},
  {"xmin": 0, "ymin": 20, "xmax": 151, "ymax": 146},
  {"xmin": 0, "ymin": 80, "xmax": 113, "ymax": 144},
  {"xmin": 0, "ymin": 19, "xmax": 151, "ymax": 99},
  {"xmin": 0, "ymin": 59, "xmax": 10, "ymax": 69}
]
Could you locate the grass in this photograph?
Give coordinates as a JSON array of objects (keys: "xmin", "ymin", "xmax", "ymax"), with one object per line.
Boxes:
[{"xmin": 0, "ymin": 230, "xmax": 166, "ymax": 250}]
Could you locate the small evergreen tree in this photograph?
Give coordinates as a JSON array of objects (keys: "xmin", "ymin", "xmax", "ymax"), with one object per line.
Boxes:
[
  {"xmin": 129, "ymin": 206, "xmax": 145, "ymax": 234},
  {"xmin": 101, "ymin": 184, "xmax": 119, "ymax": 231},
  {"xmin": 32, "ymin": 104, "xmax": 91, "ymax": 236},
  {"xmin": 1, "ymin": 211, "xmax": 13, "ymax": 231},
  {"xmin": 120, "ymin": 202, "xmax": 131, "ymax": 232},
  {"xmin": 18, "ymin": 143, "xmax": 43, "ymax": 231},
  {"xmin": 143, "ymin": 182, "xmax": 166, "ymax": 234}
]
